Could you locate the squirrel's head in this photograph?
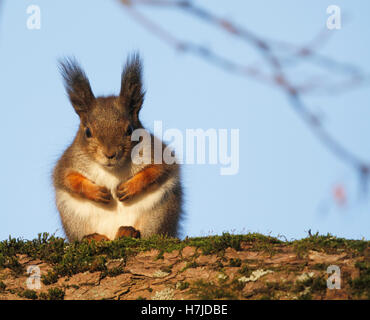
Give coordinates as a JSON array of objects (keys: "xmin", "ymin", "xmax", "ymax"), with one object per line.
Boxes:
[{"xmin": 59, "ymin": 54, "xmax": 145, "ymax": 169}]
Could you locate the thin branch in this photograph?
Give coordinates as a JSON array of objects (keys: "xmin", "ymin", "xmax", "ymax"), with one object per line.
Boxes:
[
  {"xmin": 124, "ymin": 6, "xmax": 275, "ymax": 85},
  {"xmin": 120, "ymin": 0, "xmax": 370, "ymax": 189}
]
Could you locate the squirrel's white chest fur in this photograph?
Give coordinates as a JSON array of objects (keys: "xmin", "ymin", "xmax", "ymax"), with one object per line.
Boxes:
[{"xmin": 56, "ymin": 162, "xmax": 173, "ymax": 240}]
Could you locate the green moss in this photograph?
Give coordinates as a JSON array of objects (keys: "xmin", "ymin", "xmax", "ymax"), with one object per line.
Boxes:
[
  {"xmin": 176, "ymin": 281, "xmax": 190, "ymax": 290},
  {"xmin": 266, "ymin": 281, "xmax": 293, "ymax": 292},
  {"xmin": 293, "ymin": 281, "xmax": 306, "ymax": 293},
  {"xmin": 292, "ymin": 276, "xmax": 327, "ymax": 295},
  {"xmin": 186, "ymin": 261, "xmax": 198, "ymax": 269},
  {"xmin": 0, "ymin": 254, "xmax": 4, "ymax": 268},
  {"xmin": 211, "ymin": 260, "xmax": 224, "ymax": 271},
  {"xmin": 39, "ymin": 288, "xmax": 65, "ymax": 300},
  {"xmin": 195, "ymin": 233, "xmax": 242, "ymax": 254},
  {"xmin": 311, "ymin": 276, "xmax": 327, "ymax": 293},
  {"xmin": 231, "ymin": 278, "xmax": 245, "ymax": 291},
  {"xmin": 0, "ymin": 255, "xmax": 24, "ymax": 275},
  {"xmin": 66, "ymin": 284, "xmax": 80, "ymax": 290},
  {"xmin": 103, "ymin": 266, "xmax": 124, "ymax": 277},
  {"xmin": 155, "ymin": 250, "xmax": 164, "ymax": 260},
  {"xmin": 312, "ymin": 263, "xmax": 330, "ymax": 270},
  {"xmin": 19, "ymin": 289, "xmax": 38, "ymax": 300},
  {"xmin": 160, "ymin": 265, "xmax": 172, "ymax": 274},
  {"xmin": 349, "ymin": 261, "xmax": 370, "ymax": 299},
  {"xmin": 249, "ymin": 281, "xmax": 295, "ymax": 300},
  {"xmin": 298, "ymin": 292, "xmax": 313, "ymax": 300},
  {"xmin": 238, "ymin": 265, "xmax": 253, "ymax": 277},
  {"xmin": 181, "ymin": 260, "xmax": 198, "ymax": 272},
  {"xmin": 190, "ymin": 280, "xmax": 236, "ymax": 300},
  {"xmin": 229, "ymin": 258, "xmax": 242, "ymax": 267},
  {"xmin": 42, "ymin": 270, "xmax": 59, "ymax": 285},
  {"xmin": 292, "ymin": 233, "xmax": 369, "ymax": 258}
]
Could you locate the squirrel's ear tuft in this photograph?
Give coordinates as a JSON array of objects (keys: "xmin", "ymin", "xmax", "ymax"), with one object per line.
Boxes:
[
  {"xmin": 59, "ymin": 57, "xmax": 95, "ymax": 116},
  {"xmin": 120, "ymin": 53, "xmax": 145, "ymax": 124}
]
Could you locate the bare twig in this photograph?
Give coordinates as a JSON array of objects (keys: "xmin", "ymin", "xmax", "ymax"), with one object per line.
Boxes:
[{"xmin": 120, "ymin": 0, "xmax": 370, "ymax": 191}]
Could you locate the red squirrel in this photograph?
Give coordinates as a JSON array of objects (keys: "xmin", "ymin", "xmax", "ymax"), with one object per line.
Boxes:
[{"xmin": 53, "ymin": 54, "xmax": 183, "ymax": 241}]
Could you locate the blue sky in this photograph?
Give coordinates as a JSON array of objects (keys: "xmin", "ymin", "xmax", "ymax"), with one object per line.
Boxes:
[{"xmin": 0, "ymin": 0, "xmax": 369, "ymax": 241}]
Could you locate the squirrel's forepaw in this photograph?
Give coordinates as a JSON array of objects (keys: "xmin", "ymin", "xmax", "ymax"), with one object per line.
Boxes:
[
  {"xmin": 88, "ymin": 185, "xmax": 112, "ymax": 204},
  {"xmin": 115, "ymin": 226, "xmax": 141, "ymax": 239},
  {"xmin": 116, "ymin": 181, "xmax": 139, "ymax": 202}
]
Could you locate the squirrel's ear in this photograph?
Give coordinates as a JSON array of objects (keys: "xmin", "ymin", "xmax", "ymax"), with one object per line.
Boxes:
[
  {"xmin": 59, "ymin": 57, "xmax": 95, "ymax": 117},
  {"xmin": 119, "ymin": 53, "xmax": 145, "ymax": 124}
]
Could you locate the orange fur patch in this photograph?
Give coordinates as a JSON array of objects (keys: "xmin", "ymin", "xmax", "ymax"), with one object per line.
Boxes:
[
  {"xmin": 117, "ymin": 164, "xmax": 165, "ymax": 200},
  {"xmin": 65, "ymin": 172, "xmax": 112, "ymax": 203}
]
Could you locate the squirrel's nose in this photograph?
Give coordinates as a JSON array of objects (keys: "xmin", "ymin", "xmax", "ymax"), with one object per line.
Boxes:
[{"xmin": 104, "ymin": 151, "xmax": 117, "ymax": 159}]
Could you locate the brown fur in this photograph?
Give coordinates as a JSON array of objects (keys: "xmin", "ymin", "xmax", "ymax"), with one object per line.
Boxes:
[
  {"xmin": 115, "ymin": 226, "xmax": 141, "ymax": 239},
  {"xmin": 82, "ymin": 233, "xmax": 110, "ymax": 242}
]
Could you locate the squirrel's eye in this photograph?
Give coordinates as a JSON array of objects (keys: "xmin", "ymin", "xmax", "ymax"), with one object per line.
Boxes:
[
  {"xmin": 85, "ymin": 127, "xmax": 92, "ymax": 138},
  {"xmin": 126, "ymin": 125, "xmax": 134, "ymax": 136}
]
